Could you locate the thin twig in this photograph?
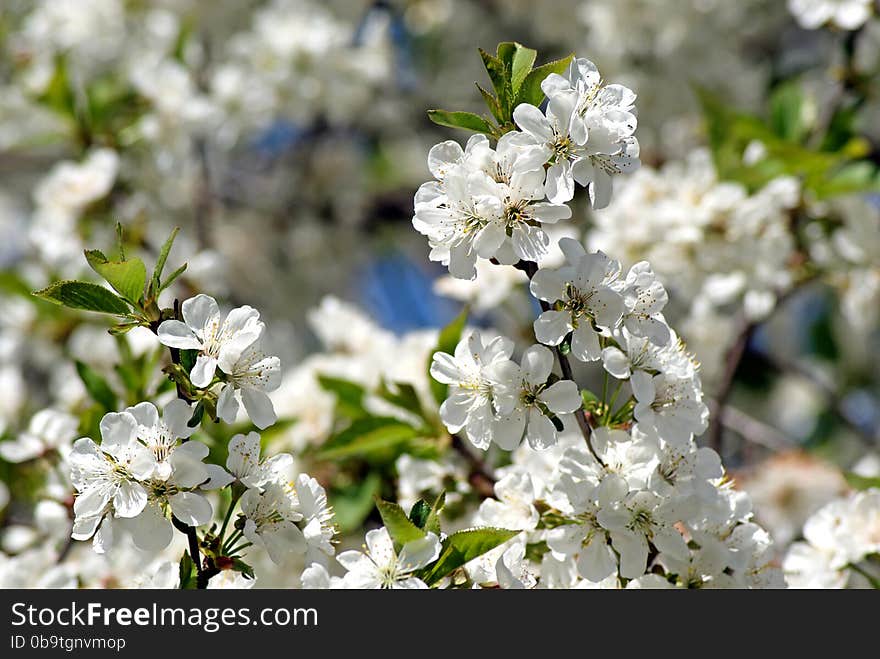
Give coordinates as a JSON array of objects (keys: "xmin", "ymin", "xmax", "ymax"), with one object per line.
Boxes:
[
  {"xmin": 513, "ymin": 260, "xmax": 602, "ymax": 465},
  {"xmin": 708, "ymin": 400, "xmax": 795, "ymax": 452},
  {"xmin": 451, "ymin": 434, "xmax": 496, "ymax": 497},
  {"xmin": 707, "ymin": 316, "xmax": 754, "ymax": 453},
  {"xmin": 707, "ymin": 277, "xmax": 818, "ymax": 454},
  {"xmin": 150, "ymin": 299, "xmax": 216, "ymax": 588}
]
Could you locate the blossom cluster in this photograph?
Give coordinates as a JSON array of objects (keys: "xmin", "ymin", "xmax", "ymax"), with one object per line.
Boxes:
[
  {"xmin": 469, "ymin": 428, "xmax": 783, "ymax": 588},
  {"xmin": 3, "ymin": 1, "xmax": 879, "ymax": 591},
  {"xmin": 55, "ymin": 292, "xmax": 336, "ymax": 587},
  {"xmin": 413, "ymin": 57, "xmax": 639, "ymax": 279},
  {"xmin": 784, "ymin": 488, "xmax": 880, "ymax": 588}
]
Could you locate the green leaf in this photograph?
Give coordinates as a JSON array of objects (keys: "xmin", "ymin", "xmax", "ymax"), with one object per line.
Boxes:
[
  {"xmin": 812, "ymin": 161, "xmax": 880, "ymax": 199},
  {"xmin": 769, "ymin": 80, "xmax": 810, "ymax": 143},
  {"xmin": 409, "ymin": 500, "xmax": 432, "ymax": 529},
  {"xmin": 178, "ymin": 348, "xmax": 199, "ymax": 375},
  {"xmin": 38, "ymin": 55, "xmax": 76, "ymax": 119},
  {"xmin": 159, "ymin": 263, "xmax": 187, "ymax": 293},
  {"xmin": 695, "ymin": 85, "xmax": 871, "ymax": 197},
  {"xmin": 152, "ymin": 226, "xmax": 180, "ymax": 294},
  {"xmin": 376, "ymin": 499, "xmax": 426, "ymax": 550},
  {"xmin": 424, "ymin": 527, "xmax": 519, "ymax": 585},
  {"xmin": 187, "ymin": 401, "xmax": 205, "ymax": 428},
  {"xmin": 178, "ymin": 552, "xmax": 196, "ymax": 590},
  {"xmin": 479, "ymin": 48, "xmax": 508, "ymax": 108},
  {"xmin": 844, "ymin": 472, "xmax": 880, "ymax": 491},
  {"xmin": 515, "ymin": 54, "xmax": 574, "ymax": 108},
  {"xmin": 822, "ymin": 103, "xmax": 860, "ymax": 152},
  {"xmin": 74, "ymin": 361, "xmax": 116, "ymax": 411},
  {"xmin": 377, "ymin": 379, "xmax": 424, "ymax": 418},
  {"xmin": 427, "ymin": 110, "xmax": 496, "ymax": 136},
  {"xmin": 115, "ymin": 223, "xmax": 126, "ymax": 261},
  {"xmin": 580, "ymin": 389, "xmax": 599, "ymax": 406},
  {"xmin": 508, "ymin": 43, "xmax": 537, "ymax": 94},
  {"xmin": 424, "ymin": 491, "xmax": 445, "ymax": 535},
  {"xmin": 33, "ymin": 280, "xmax": 131, "ymax": 315},
  {"xmin": 231, "ymin": 558, "xmax": 255, "ymax": 579},
  {"xmin": 317, "ymin": 375, "xmax": 368, "ymax": 419},
  {"xmin": 330, "ymin": 473, "xmax": 381, "ymax": 533},
  {"xmin": 108, "ymin": 321, "xmax": 140, "ymax": 336},
  {"xmin": 84, "ymin": 250, "xmax": 147, "ymax": 304},
  {"xmin": 428, "ymin": 308, "xmax": 468, "ymax": 405},
  {"xmin": 476, "ymin": 82, "xmax": 504, "ymax": 124},
  {"xmin": 317, "ymin": 417, "xmax": 420, "ymax": 461}
]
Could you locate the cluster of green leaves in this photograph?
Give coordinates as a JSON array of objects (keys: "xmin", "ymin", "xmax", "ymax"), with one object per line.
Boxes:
[
  {"xmin": 698, "ymin": 80, "xmax": 880, "ymax": 199},
  {"xmin": 428, "ymin": 42, "xmax": 573, "ymax": 139},
  {"xmin": 36, "ymin": 51, "xmax": 151, "ymax": 148},
  {"xmin": 33, "ymin": 224, "xmax": 186, "ymax": 335},
  {"xmin": 376, "ymin": 493, "xmax": 518, "ymax": 587}
]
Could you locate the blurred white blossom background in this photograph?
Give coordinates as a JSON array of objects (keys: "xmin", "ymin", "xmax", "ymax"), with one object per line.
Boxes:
[{"xmin": 1, "ymin": 0, "xmax": 880, "ymax": 589}]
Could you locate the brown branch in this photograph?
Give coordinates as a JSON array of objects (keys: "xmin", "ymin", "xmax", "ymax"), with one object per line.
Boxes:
[{"xmin": 706, "ymin": 277, "xmax": 818, "ymax": 454}]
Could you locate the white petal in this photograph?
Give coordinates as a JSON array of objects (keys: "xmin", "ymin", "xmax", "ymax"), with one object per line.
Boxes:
[
  {"xmin": 189, "ymin": 355, "xmax": 218, "ymax": 388},
  {"xmin": 125, "ymin": 402, "xmax": 159, "ymax": 430},
  {"xmin": 169, "ymin": 491, "xmax": 214, "ymax": 526},
  {"xmin": 520, "ymin": 344, "xmax": 554, "ymax": 385},
  {"xmin": 216, "ymin": 383, "xmax": 239, "ymax": 424},
  {"xmin": 512, "ymin": 103, "xmax": 553, "ymax": 141},
  {"xmin": 74, "ymin": 486, "xmax": 111, "ymax": 519},
  {"xmin": 169, "ymin": 441, "xmax": 209, "ymax": 488},
  {"xmin": 226, "ymin": 431, "xmax": 261, "ymax": 480},
  {"xmin": 611, "ymin": 531, "xmax": 649, "ymax": 579},
  {"xmin": 163, "ymin": 399, "xmax": 195, "ymax": 440},
  {"xmin": 241, "ymin": 387, "xmax": 277, "ymax": 430},
  {"xmin": 601, "ymin": 347, "xmax": 631, "ymax": 379},
  {"xmin": 545, "ymin": 161, "xmax": 574, "ymax": 204},
  {"xmin": 439, "ymin": 391, "xmax": 472, "ymax": 434},
  {"xmin": 540, "ymin": 380, "xmax": 582, "ymax": 414},
  {"xmin": 492, "ymin": 410, "xmax": 527, "ymax": 450},
  {"xmin": 529, "ymin": 267, "xmax": 567, "ymax": 303},
  {"xmin": 181, "ymin": 294, "xmax": 219, "ymax": 331},
  {"xmin": 398, "ymin": 533, "xmax": 441, "ymax": 571},
  {"xmin": 534, "ymin": 310, "xmax": 572, "ymax": 346},
  {"xmin": 113, "ymin": 481, "xmax": 148, "ymax": 518},
  {"xmin": 427, "ymin": 140, "xmax": 464, "ymax": 178},
  {"xmin": 525, "ymin": 412, "xmax": 558, "ymax": 450},
  {"xmin": 570, "ymin": 323, "xmax": 601, "ymax": 362},
  {"xmin": 577, "ymin": 537, "xmax": 617, "ymax": 583},
  {"xmin": 124, "ymin": 504, "xmax": 173, "ymax": 552},
  {"xmin": 99, "ymin": 412, "xmax": 138, "ymax": 451},
  {"xmin": 589, "ymin": 170, "xmax": 613, "ymax": 210},
  {"xmin": 201, "ymin": 464, "xmax": 235, "ymax": 490},
  {"xmin": 531, "ymin": 202, "xmax": 572, "ymax": 224},
  {"xmin": 365, "ymin": 527, "xmax": 396, "ymax": 567},
  {"xmin": 630, "ymin": 371, "xmax": 655, "ymax": 404},
  {"xmin": 156, "ymin": 320, "xmax": 201, "ymax": 350}
]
